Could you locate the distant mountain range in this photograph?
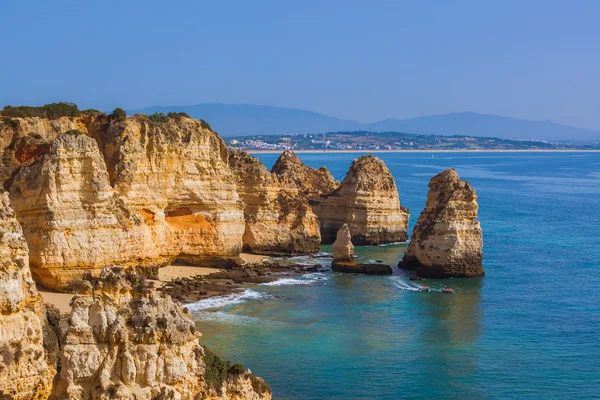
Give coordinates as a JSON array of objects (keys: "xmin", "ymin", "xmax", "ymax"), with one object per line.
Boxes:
[{"xmin": 128, "ymin": 103, "xmax": 600, "ymax": 141}]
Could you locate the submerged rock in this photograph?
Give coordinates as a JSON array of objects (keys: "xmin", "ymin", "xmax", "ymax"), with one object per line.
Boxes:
[
  {"xmin": 399, "ymin": 168, "xmax": 484, "ymax": 278},
  {"xmin": 0, "ymin": 192, "xmax": 58, "ymax": 400},
  {"xmin": 312, "ymin": 155, "xmax": 409, "ymax": 245},
  {"xmin": 331, "ymin": 263, "xmax": 392, "ymax": 275},
  {"xmin": 229, "ymin": 150, "xmax": 321, "ymax": 255}
]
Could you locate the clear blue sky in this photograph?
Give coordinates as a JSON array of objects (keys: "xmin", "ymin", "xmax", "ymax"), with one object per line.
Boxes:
[{"xmin": 1, "ymin": 0, "xmax": 599, "ymax": 129}]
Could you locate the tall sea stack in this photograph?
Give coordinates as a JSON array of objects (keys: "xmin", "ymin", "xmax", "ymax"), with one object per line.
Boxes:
[
  {"xmin": 399, "ymin": 168, "xmax": 484, "ymax": 278},
  {"xmin": 312, "ymin": 155, "xmax": 409, "ymax": 245}
]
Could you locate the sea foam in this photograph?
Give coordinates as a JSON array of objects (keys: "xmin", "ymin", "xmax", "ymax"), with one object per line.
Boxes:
[
  {"xmin": 186, "ymin": 289, "xmax": 269, "ymax": 311},
  {"xmin": 261, "ymin": 273, "xmax": 328, "ymax": 287}
]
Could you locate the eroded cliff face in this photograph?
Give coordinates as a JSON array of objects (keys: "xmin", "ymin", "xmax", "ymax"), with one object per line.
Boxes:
[
  {"xmin": 312, "ymin": 155, "xmax": 409, "ymax": 245},
  {"xmin": 271, "ymin": 150, "xmax": 339, "ymax": 196},
  {"xmin": 229, "ymin": 150, "xmax": 321, "ymax": 255},
  {"xmin": 7, "ymin": 116, "xmax": 245, "ymax": 290},
  {"xmin": 8, "ymin": 132, "xmax": 165, "ymax": 289},
  {"xmin": 95, "ymin": 116, "xmax": 244, "ymax": 262},
  {"xmin": 0, "ymin": 114, "xmax": 107, "ymax": 185},
  {"xmin": 0, "ymin": 192, "xmax": 58, "ymax": 400},
  {"xmin": 53, "ymin": 267, "xmax": 271, "ymax": 400},
  {"xmin": 399, "ymin": 168, "xmax": 484, "ymax": 277}
]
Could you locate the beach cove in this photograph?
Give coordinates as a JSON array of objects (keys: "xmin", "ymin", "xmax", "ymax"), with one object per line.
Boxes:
[{"xmin": 192, "ymin": 151, "xmax": 600, "ymax": 400}]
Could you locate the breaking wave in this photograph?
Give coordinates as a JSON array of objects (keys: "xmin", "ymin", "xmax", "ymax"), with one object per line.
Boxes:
[
  {"xmin": 261, "ymin": 273, "xmax": 328, "ymax": 287},
  {"xmin": 186, "ymin": 289, "xmax": 271, "ymax": 311}
]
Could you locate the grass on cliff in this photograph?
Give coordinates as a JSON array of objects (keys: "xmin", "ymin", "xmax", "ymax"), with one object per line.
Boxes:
[
  {"xmin": 2, "ymin": 102, "xmax": 80, "ymax": 119},
  {"xmin": 202, "ymin": 345, "xmax": 246, "ymax": 394}
]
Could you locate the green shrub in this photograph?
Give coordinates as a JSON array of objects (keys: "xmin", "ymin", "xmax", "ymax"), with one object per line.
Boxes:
[
  {"xmin": 166, "ymin": 111, "xmax": 190, "ymax": 119},
  {"xmin": 3, "ymin": 117, "xmax": 20, "ymax": 129},
  {"xmin": 81, "ymin": 108, "xmax": 101, "ymax": 114},
  {"xmin": 228, "ymin": 363, "xmax": 245, "ymax": 375},
  {"xmin": 110, "ymin": 108, "xmax": 127, "ymax": 121},
  {"xmin": 201, "ymin": 345, "xmax": 246, "ymax": 394},
  {"xmin": 65, "ymin": 129, "xmax": 83, "ymax": 136},
  {"xmin": 149, "ymin": 112, "xmax": 169, "ymax": 123},
  {"xmin": 2, "ymin": 102, "xmax": 80, "ymax": 119},
  {"xmin": 200, "ymin": 119, "xmax": 212, "ymax": 130}
]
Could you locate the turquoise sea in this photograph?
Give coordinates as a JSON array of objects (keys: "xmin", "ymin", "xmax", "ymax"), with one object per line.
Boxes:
[{"xmin": 192, "ymin": 152, "xmax": 600, "ymax": 399}]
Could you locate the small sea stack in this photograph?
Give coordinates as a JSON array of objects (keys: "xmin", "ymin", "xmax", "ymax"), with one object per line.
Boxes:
[
  {"xmin": 399, "ymin": 168, "xmax": 484, "ymax": 278},
  {"xmin": 332, "ymin": 224, "xmax": 355, "ymax": 263},
  {"xmin": 331, "ymin": 224, "xmax": 392, "ymax": 275}
]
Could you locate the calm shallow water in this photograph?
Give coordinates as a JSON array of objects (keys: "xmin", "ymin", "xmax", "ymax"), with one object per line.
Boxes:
[{"xmin": 193, "ymin": 152, "xmax": 600, "ymax": 399}]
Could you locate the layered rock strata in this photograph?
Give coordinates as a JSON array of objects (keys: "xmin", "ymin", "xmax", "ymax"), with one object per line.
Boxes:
[
  {"xmin": 95, "ymin": 116, "xmax": 245, "ymax": 263},
  {"xmin": 229, "ymin": 150, "xmax": 321, "ymax": 254},
  {"xmin": 53, "ymin": 267, "xmax": 271, "ymax": 400},
  {"xmin": 8, "ymin": 132, "xmax": 165, "ymax": 289},
  {"xmin": 399, "ymin": 168, "xmax": 484, "ymax": 277},
  {"xmin": 0, "ymin": 192, "xmax": 58, "ymax": 399},
  {"xmin": 312, "ymin": 155, "xmax": 409, "ymax": 245},
  {"xmin": 0, "ymin": 113, "xmax": 107, "ymax": 185},
  {"xmin": 7, "ymin": 116, "xmax": 245, "ymax": 290}
]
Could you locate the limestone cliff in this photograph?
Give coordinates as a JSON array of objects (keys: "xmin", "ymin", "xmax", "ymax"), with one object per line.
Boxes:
[
  {"xmin": 7, "ymin": 115, "xmax": 245, "ymax": 290},
  {"xmin": 312, "ymin": 155, "xmax": 409, "ymax": 245},
  {"xmin": 229, "ymin": 150, "xmax": 321, "ymax": 254},
  {"xmin": 8, "ymin": 132, "xmax": 165, "ymax": 289},
  {"xmin": 271, "ymin": 150, "xmax": 339, "ymax": 196},
  {"xmin": 399, "ymin": 168, "xmax": 484, "ymax": 277},
  {"xmin": 0, "ymin": 113, "xmax": 107, "ymax": 185},
  {"xmin": 53, "ymin": 267, "xmax": 271, "ymax": 400},
  {"xmin": 0, "ymin": 192, "xmax": 58, "ymax": 399},
  {"xmin": 94, "ymin": 115, "xmax": 244, "ymax": 263}
]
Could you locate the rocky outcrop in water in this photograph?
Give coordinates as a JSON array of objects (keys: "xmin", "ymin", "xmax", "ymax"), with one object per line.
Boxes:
[
  {"xmin": 229, "ymin": 150, "xmax": 321, "ymax": 255},
  {"xmin": 332, "ymin": 224, "xmax": 354, "ymax": 264},
  {"xmin": 53, "ymin": 267, "xmax": 271, "ymax": 400},
  {"xmin": 7, "ymin": 115, "xmax": 245, "ymax": 290},
  {"xmin": 312, "ymin": 155, "xmax": 409, "ymax": 245},
  {"xmin": 399, "ymin": 168, "xmax": 484, "ymax": 277},
  {"xmin": 0, "ymin": 192, "xmax": 58, "ymax": 400},
  {"xmin": 331, "ymin": 224, "xmax": 392, "ymax": 275}
]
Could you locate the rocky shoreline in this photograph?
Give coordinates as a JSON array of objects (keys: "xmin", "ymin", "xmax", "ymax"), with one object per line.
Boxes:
[
  {"xmin": 0, "ymin": 105, "xmax": 484, "ymax": 399},
  {"xmin": 160, "ymin": 261, "xmax": 324, "ymax": 304}
]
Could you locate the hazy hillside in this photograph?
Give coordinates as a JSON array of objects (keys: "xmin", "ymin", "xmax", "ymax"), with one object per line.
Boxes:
[
  {"xmin": 128, "ymin": 104, "xmax": 600, "ymax": 141},
  {"xmin": 128, "ymin": 103, "xmax": 361, "ymax": 136},
  {"xmin": 367, "ymin": 112, "xmax": 600, "ymax": 141}
]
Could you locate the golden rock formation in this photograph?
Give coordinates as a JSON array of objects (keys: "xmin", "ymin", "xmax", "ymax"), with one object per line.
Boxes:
[
  {"xmin": 399, "ymin": 168, "xmax": 484, "ymax": 277},
  {"xmin": 332, "ymin": 224, "xmax": 354, "ymax": 264},
  {"xmin": 229, "ymin": 150, "xmax": 321, "ymax": 255},
  {"xmin": 313, "ymin": 155, "xmax": 409, "ymax": 245},
  {"xmin": 53, "ymin": 267, "xmax": 271, "ymax": 400},
  {"xmin": 7, "ymin": 115, "xmax": 245, "ymax": 291},
  {"xmin": 0, "ymin": 192, "xmax": 58, "ymax": 399}
]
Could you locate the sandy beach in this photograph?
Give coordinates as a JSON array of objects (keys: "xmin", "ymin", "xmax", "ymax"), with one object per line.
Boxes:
[{"xmin": 38, "ymin": 253, "xmax": 269, "ymax": 312}]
